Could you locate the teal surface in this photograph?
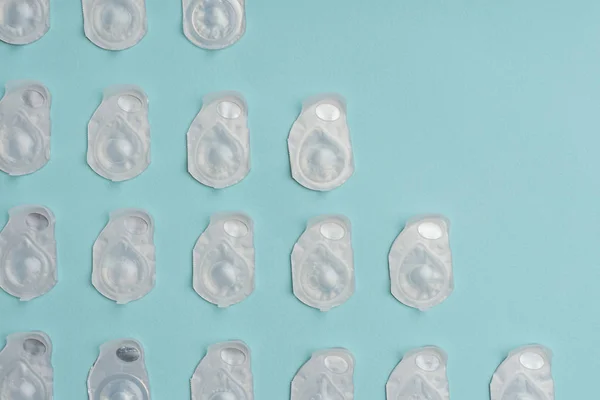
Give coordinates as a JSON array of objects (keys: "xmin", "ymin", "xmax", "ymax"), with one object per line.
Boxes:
[{"xmin": 1, "ymin": 0, "xmax": 599, "ymax": 398}]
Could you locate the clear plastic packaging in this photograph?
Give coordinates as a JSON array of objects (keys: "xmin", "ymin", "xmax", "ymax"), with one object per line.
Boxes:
[
  {"xmin": 0, "ymin": 331, "xmax": 53, "ymax": 400},
  {"xmin": 87, "ymin": 85, "xmax": 150, "ymax": 181},
  {"xmin": 389, "ymin": 215, "xmax": 453, "ymax": 311},
  {"xmin": 187, "ymin": 92, "xmax": 250, "ymax": 188},
  {"xmin": 0, "ymin": 81, "xmax": 51, "ymax": 176},
  {"xmin": 292, "ymin": 215, "xmax": 354, "ymax": 311},
  {"xmin": 288, "ymin": 94, "xmax": 354, "ymax": 191},
  {"xmin": 386, "ymin": 346, "xmax": 450, "ymax": 400},
  {"xmin": 88, "ymin": 339, "xmax": 151, "ymax": 400},
  {"xmin": 182, "ymin": 0, "xmax": 246, "ymax": 50},
  {"xmin": 92, "ymin": 209, "xmax": 155, "ymax": 304},
  {"xmin": 0, "ymin": 205, "xmax": 56, "ymax": 301},
  {"xmin": 0, "ymin": 0, "xmax": 50, "ymax": 45},
  {"xmin": 193, "ymin": 213, "xmax": 254, "ymax": 307},
  {"xmin": 291, "ymin": 348, "xmax": 354, "ymax": 400},
  {"xmin": 491, "ymin": 345, "xmax": 554, "ymax": 400},
  {"xmin": 82, "ymin": 0, "xmax": 147, "ymax": 50}
]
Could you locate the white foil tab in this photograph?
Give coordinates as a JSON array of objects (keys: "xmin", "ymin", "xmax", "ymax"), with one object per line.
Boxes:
[
  {"xmin": 82, "ymin": 0, "xmax": 147, "ymax": 50},
  {"xmin": 386, "ymin": 346, "xmax": 450, "ymax": 400},
  {"xmin": 187, "ymin": 92, "xmax": 250, "ymax": 188},
  {"xmin": 92, "ymin": 209, "xmax": 155, "ymax": 304},
  {"xmin": 0, "ymin": 0, "xmax": 50, "ymax": 45},
  {"xmin": 0, "ymin": 81, "xmax": 51, "ymax": 176},
  {"xmin": 193, "ymin": 213, "xmax": 254, "ymax": 307},
  {"xmin": 182, "ymin": 0, "xmax": 246, "ymax": 50},
  {"xmin": 292, "ymin": 215, "xmax": 354, "ymax": 311},
  {"xmin": 491, "ymin": 345, "xmax": 554, "ymax": 400},
  {"xmin": 0, "ymin": 331, "xmax": 53, "ymax": 400},
  {"xmin": 288, "ymin": 94, "xmax": 354, "ymax": 191},
  {"xmin": 291, "ymin": 348, "xmax": 355, "ymax": 400},
  {"xmin": 0, "ymin": 205, "xmax": 56, "ymax": 301},
  {"xmin": 389, "ymin": 215, "xmax": 453, "ymax": 311},
  {"xmin": 87, "ymin": 85, "xmax": 150, "ymax": 181},
  {"xmin": 88, "ymin": 339, "xmax": 151, "ymax": 400},
  {"xmin": 191, "ymin": 340, "xmax": 253, "ymax": 400}
]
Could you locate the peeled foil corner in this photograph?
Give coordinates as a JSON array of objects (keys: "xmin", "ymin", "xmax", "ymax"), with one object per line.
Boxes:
[
  {"xmin": 82, "ymin": 0, "xmax": 147, "ymax": 50},
  {"xmin": 187, "ymin": 92, "xmax": 250, "ymax": 188},
  {"xmin": 0, "ymin": 331, "xmax": 53, "ymax": 400},
  {"xmin": 0, "ymin": 205, "xmax": 57, "ymax": 301},
  {"xmin": 88, "ymin": 339, "xmax": 151, "ymax": 400},
  {"xmin": 193, "ymin": 213, "xmax": 255, "ymax": 307},
  {"xmin": 291, "ymin": 348, "xmax": 355, "ymax": 400},
  {"xmin": 491, "ymin": 345, "xmax": 554, "ymax": 400},
  {"xmin": 0, "ymin": 0, "xmax": 50, "ymax": 45},
  {"xmin": 288, "ymin": 94, "xmax": 354, "ymax": 191},
  {"xmin": 92, "ymin": 209, "xmax": 155, "ymax": 304},
  {"xmin": 87, "ymin": 85, "xmax": 150, "ymax": 181},
  {"xmin": 0, "ymin": 81, "xmax": 51, "ymax": 176},
  {"xmin": 182, "ymin": 0, "xmax": 246, "ymax": 50},
  {"xmin": 388, "ymin": 215, "xmax": 453, "ymax": 311},
  {"xmin": 191, "ymin": 340, "xmax": 253, "ymax": 400},
  {"xmin": 291, "ymin": 215, "xmax": 354, "ymax": 311},
  {"xmin": 386, "ymin": 346, "xmax": 450, "ymax": 400}
]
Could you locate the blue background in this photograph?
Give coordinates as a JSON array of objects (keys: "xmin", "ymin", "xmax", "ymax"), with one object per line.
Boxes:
[{"xmin": 1, "ymin": 0, "xmax": 598, "ymax": 398}]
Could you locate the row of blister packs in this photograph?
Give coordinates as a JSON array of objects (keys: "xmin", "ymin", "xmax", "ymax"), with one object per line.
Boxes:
[
  {"xmin": 0, "ymin": 81, "xmax": 355, "ymax": 190},
  {"xmin": 0, "ymin": 205, "xmax": 454, "ymax": 310},
  {"xmin": 0, "ymin": 333, "xmax": 555, "ymax": 400},
  {"xmin": 0, "ymin": 0, "xmax": 246, "ymax": 50}
]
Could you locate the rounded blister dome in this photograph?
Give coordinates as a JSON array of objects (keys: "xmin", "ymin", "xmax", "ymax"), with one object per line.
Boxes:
[
  {"xmin": 87, "ymin": 0, "xmax": 146, "ymax": 50},
  {"xmin": 298, "ymin": 131, "xmax": 346, "ymax": 187},
  {"xmin": 201, "ymin": 244, "xmax": 251, "ymax": 304},
  {"xmin": 397, "ymin": 246, "xmax": 448, "ymax": 307},
  {"xmin": 96, "ymin": 375, "xmax": 149, "ymax": 400},
  {"xmin": 0, "ymin": 0, "xmax": 49, "ymax": 45},
  {"xmin": 185, "ymin": 0, "xmax": 245, "ymax": 49}
]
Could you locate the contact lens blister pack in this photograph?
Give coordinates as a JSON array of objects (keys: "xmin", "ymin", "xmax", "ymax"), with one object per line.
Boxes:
[
  {"xmin": 389, "ymin": 215, "xmax": 453, "ymax": 311},
  {"xmin": 0, "ymin": 331, "xmax": 53, "ymax": 400},
  {"xmin": 92, "ymin": 209, "xmax": 155, "ymax": 304},
  {"xmin": 490, "ymin": 345, "xmax": 554, "ymax": 400},
  {"xmin": 0, "ymin": 205, "xmax": 56, "ymax": 301},
  {"xmin": 187, "ymin": 92, "xmax": 250, "ymax": 188},
  {"xmin": 288, "ymin": 94, "xmax": 354, "ymax": 191},
  {"xmin": 82, "ymin": 0, "xmax": 147, "ymax": 50},
  {"xmin": 0, "ymin": 0, "xmax": 50, "ymax": 45},
  {"xmin": 87, "ymin": 339, "xmax": 151, "ymax": 400},
  {"xmin": 193, "ymin": 213, "xmax": 254, "ymax": 307},
  {"xmin": 191, "ymin": 340, "xmax": 253, "ymax": 400},
  {"xmin": 0, "ymin": 81, "xmax": 51, "ymax": 176},
  {"xmin": 87, "ymin": 85, "xmax": 150, "ymax": 182},
  {"xmin": 291, "ymin": 348, "xmax": 355, "ymax": 400},
  {"xmin": 386, "ymin": 346, "xmax": 450, "ymax": 400},
  {"xmin": 182, "ymin": 0, "xmax": 246, "ymax": 50},
  {"xmin": 291, "ymin": 215, "xmax": 354, "ymax": 311}
]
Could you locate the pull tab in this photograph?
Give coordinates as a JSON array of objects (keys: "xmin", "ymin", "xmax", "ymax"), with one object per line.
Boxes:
[
  {"xmin": 87, "ymin": 85, "xmax": 150, "ymax": 182},
  {"xmin": 88, "ymin": 339, "xmax": 151, "ymax": 400},
  {"xmin": 92, "ymin": 209, "xmax": 155, "ymax": 304},
  {"xmin": 0, "ymin": 81, "xmax": 51, "ymax": 176},
  {"xmin": 292, "ymin": 215, "xmax": 354, "ymax": 311},
  {"xmin": 291, "ymin": 348, "xmax": 354, "ymax": 400},
  {"xmin": 182, "ymin": 0, "xmax": 246, "ymax": 50},
  {"xmin": 187, "ymin": 92, "xmax": 250, "ymax": 188},
  {"xmin": 193, "ymin": 213, "xmax": 254, "ymax": 307},
  {"xmin": 288, "ymin": 94, "xmax": 354, "ymax": 191},
  {"xmin": 191, "ymin": 340, "xmax": 253, "ymax": 400}
]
